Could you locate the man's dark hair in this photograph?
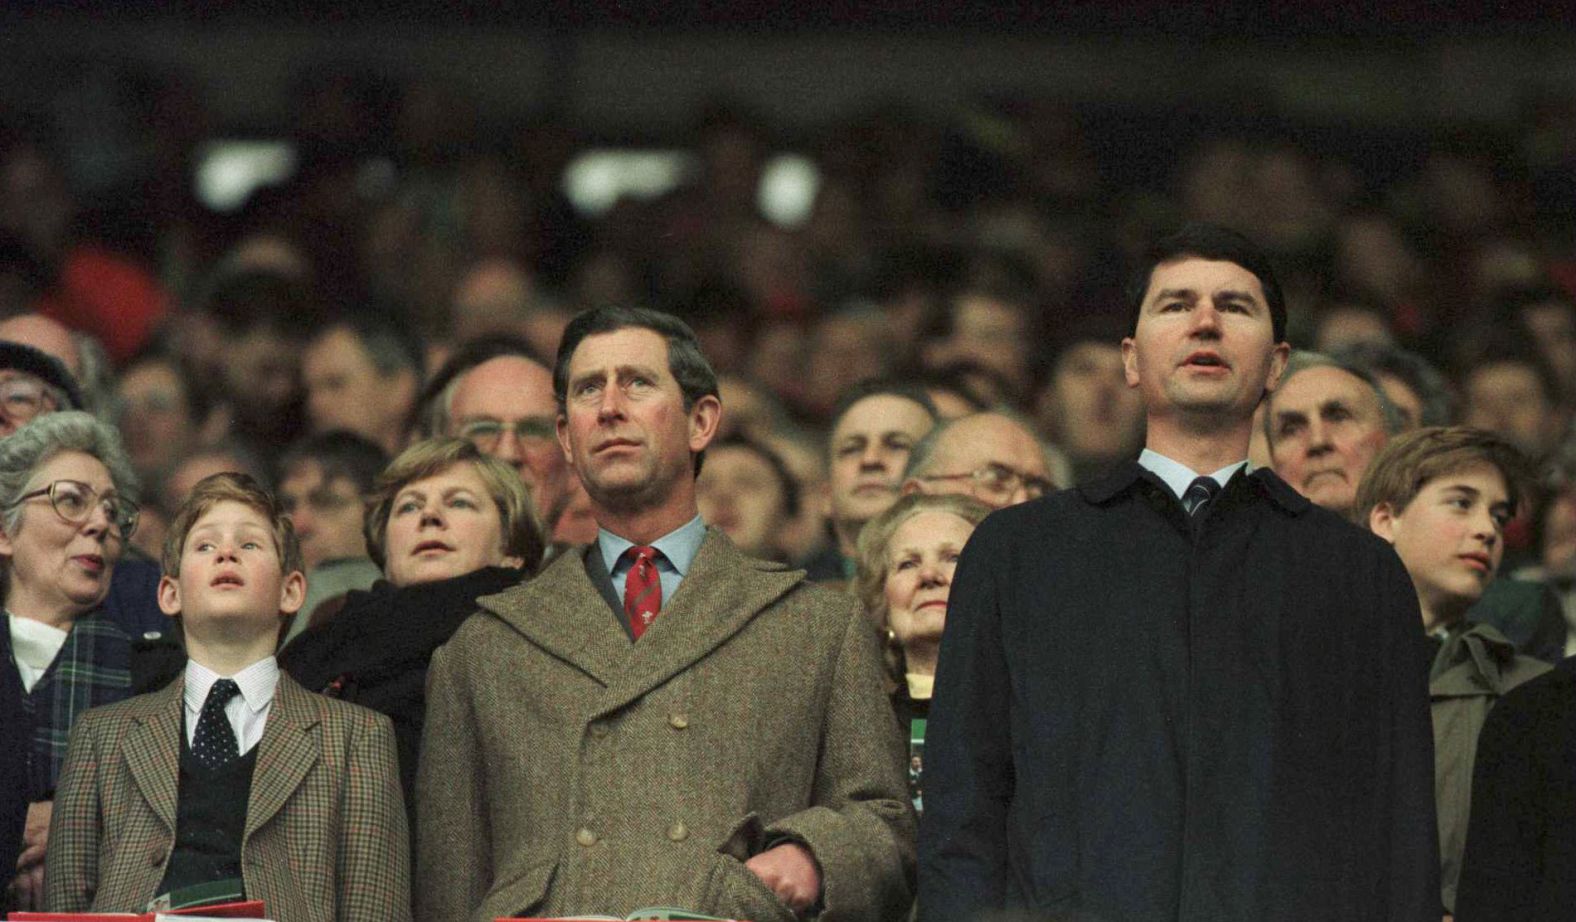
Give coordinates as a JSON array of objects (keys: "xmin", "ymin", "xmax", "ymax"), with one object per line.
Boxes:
[
  {"xmin": 827, "ymin": 379, "xmax": 939, "ymax": 447},
  {"xmin": 1125, "ymin": 223, "xmax": 1287, "ymax": 344},
  {"xmin": 416, "ymin": 333, "xmax": 547, "ymax": 437},
  {"xmin": 711, "ymin": 433, "xmax": 801, "ymax": 520},
  {"xmin": 1456, "ymin": 324, "xmax": 1562, "ymax": 406},
  {"xmin": 553, "ymin": 306, "xmax": 719, "ymax": 412},
  {"xmin": 1334, "ymin": 342, "xmax": 1455, "ymax": 428},
  {"xmin": 553, "ymin": 306, "xmax": 720, "ymax": 473},
  {"xmin": 277, "ymin": 429, "xmax": 390, "ymax": 497},
  {"xmin": 199, "ymin": 269, "xmax": 316, "ymax": 337}
]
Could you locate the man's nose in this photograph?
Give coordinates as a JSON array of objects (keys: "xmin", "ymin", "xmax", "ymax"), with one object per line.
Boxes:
[
  {"xmin": 859, "ymin": 442, "xmax": 886, "ymax": 469},
  {"xmin": 1189, "ymin": 302, "xmax": 1223, "ymax": 335},
  {"xmin": 596, "ymin": 387, "xmax": 627, "ymax": 421},
  {"xmin": 1305, "ymin": 419, "xmax": 1334, "ymax": 455}
]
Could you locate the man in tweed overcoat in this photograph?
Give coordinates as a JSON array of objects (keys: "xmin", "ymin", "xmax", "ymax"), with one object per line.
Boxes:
[
  {"xmin": 417, "ymin": 307, "xmax": 914, "ymax": 922},
  {"xmin": 45, "ymin": 473, "xmax": 410, "ymax": 921}
]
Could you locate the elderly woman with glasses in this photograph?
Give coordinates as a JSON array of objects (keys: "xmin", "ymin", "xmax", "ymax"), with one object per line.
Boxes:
[
  {"xmin": 280, "ymin": 437, "xmax": 545, "ymax": 815},
  {"xmin": 0, "ymin": 411, "xmax": 139, "ymax": 910}
]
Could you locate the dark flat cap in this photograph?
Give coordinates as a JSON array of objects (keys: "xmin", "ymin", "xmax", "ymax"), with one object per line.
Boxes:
[{"xmin": 0, "ymin": 340, "xmax": 83, "ymax": 410}]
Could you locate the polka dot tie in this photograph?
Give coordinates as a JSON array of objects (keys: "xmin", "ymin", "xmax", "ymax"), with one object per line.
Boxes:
[
  {"xmin": 193, "ymin": 678, "xmax": 241, "ymax": 769},
  {"xmin": 622, "ymin": 546, "xmax": 663, "ymax": 641}
]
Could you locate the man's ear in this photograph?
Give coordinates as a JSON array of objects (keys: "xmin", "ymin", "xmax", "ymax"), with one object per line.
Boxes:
[
  {"xmin": 687, "ymin": 394, "xmax": 723, "ymax": 454},
  {"xmin": 1264, "ymin": 341, "xmax": 1292, "ymax": 393},
  {"xmin": 1120, "ymin": 337, "xmax": 1140, "ymax": 389},
  {"xmin": 0, "ymin": 521, "xmax": 12, "ymax": 559},
  {"xmin": 157, "ymin": 574, "xmax": 182, "ymax": 617},
  {"xmin": 556, "ymin": 413, "xmax": 574, "ymax": 465},
  {"xmin": 1368, "ymin": 502, "xmax": 1400, "ymax": 543},
  {"xmin": 278, "ymin": 570, "xmax": 307, "ymax": 617}
]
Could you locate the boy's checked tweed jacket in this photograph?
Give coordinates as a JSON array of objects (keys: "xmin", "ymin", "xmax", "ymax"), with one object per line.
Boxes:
[{"xmin": 43, "ymin": 670, "xmax": 410, "ymax": 922}]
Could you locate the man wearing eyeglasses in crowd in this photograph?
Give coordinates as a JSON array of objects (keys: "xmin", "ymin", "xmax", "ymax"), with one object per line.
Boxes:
[
  {"xmin": 900, "ymin": 411, "xmax": 1057, "ymax": 510},
  {"xmin": 0, "ymin": 343, "xmax": 77, "ymax": 439},
  {"xmin": 419, "ymin": 336, "xmax": 595, "ymax": 549}
]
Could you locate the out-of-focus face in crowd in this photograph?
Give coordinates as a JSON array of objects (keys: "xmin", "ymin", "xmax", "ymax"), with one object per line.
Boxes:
[
  {"xmin": 448, "ymin": 355, "xmax": 570, "ymax": 527},
  {"xmin": 1462, "ymin": 360, "xmax": 1561, "ymax": 460},
  {"xmin": 695, "ymin": 442, "xmax": 790, "ymax": 559},
  {"xmin": 116, "ymin": 357, "xmax": 199, "ymax": 484},
  {"xmin": 828, "ymin": 394, "xmax": 935, "ymax": 548},
  {"xmin": 1268, "ymin": 365, "xmax": 1391, "ymax": 515},
  {"xmin": 905, "ymin": 413, "xmax": 1053, "ymax": 510},
  {"xmin": 277, "ymin": 459, "xmax": 367, "ymax": 571},
  {"xmin": 1037, "ymin": 341, "xmax": 1144, "ymax": 467}
]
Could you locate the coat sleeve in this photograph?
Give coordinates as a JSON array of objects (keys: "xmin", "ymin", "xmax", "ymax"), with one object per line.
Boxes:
[
  {"xmin": 416, "ymin": 638, "xmax": 494, "ymax": 922},
  {"xmin": 1452, "ymin": 673, "xmax": 1552, "ymax": 921},
  {"xmin": 915, "ymin": 518, "xmax": 1012, "ymax": 922},
  {"xmin": 764, "ymin": 597, "xmax": 916, "ymax": 922},
  {"xmin": 43, "ymin": 715, "xmax": 104, "ymax": 911},
  {"xmin": 337, "ymin": 711, "xmax": 412, "ymax": 922},
  {"xmin": 1372, "ymin": 546, "xmax": 1442, "ymax": 922}
]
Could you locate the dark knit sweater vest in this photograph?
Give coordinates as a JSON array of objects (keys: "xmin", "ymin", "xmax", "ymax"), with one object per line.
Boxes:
[{"xmin": 157, "ymin": 732, "xmax": 258, "ymax": 898}]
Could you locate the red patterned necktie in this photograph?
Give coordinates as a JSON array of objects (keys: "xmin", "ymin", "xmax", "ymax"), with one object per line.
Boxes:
[{"xmin": 623, "ymin": 545, "xmax": 663, "ymax": 640}]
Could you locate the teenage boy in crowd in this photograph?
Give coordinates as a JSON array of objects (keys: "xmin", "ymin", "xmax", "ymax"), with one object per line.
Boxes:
[
  {"xmin": 44, "ymin": 473, "xmax": 409, "ymax": 921},
  {"xmin": 1358, "ymin": 427, "xmax": 1551, "ymax": 917}
]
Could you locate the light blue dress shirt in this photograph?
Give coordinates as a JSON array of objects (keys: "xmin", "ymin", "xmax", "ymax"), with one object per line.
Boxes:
[
  {"xmin": 598, "ymin": 514, "xmax": 708, "ymax": 609},
  {"xmin": 1137, "ymin": 448, "xmax": 1248, "ymax": 502}
]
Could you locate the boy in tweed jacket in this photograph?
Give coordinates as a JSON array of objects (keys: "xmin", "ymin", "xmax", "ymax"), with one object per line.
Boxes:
[{"xmin": 44, "ymin": 473, "xmax": 410, "ymax": 922}]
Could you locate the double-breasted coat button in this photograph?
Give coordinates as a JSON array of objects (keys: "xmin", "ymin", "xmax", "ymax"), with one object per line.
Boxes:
[
  {"xmin": 590, "ymin": 721, "xmax": 609, "ymax": 738},
  {"xmin": 576, "ymin": 827, "xmax": 598, "ymax": 847},
  {"xmin": 668, "ymin": 713, "xmax": 689, "ymax": 730},
  {"xmin": 667, "ymin": 822, "xmax": 689, "ymax": 841}
]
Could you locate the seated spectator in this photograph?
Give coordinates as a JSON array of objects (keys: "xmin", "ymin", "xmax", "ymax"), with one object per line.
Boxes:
[
  {"xmin": 1265, "ymin": 350, "xmax": 1403, "ymax": 519},
  {"xmin": 695, "ymin": 434, "xmax": 799, "ymax": 561},
  {"xmin": 1334, "ymin": 341, "xmax": 1455, "ymax": 429},
  {"xmin": 1488, "ymin": 283, "xmax": 1576, "ymax": 406},
  {"xmin": 280, "ymin": 437, "xmax": 543, "ymax": 808},
  {"xmin": 275, "ymin": 430, "xmax": 389, "ymax": 646},
  {"xmin": 919, "ymin": 282, "xmax": 1036, "ymax": 402},
  {"xmin": 803, "ymin": 380, "xmax": 938, "ymax": 582},
  {"xmin": 43, "ymin": 473, "xmax": 410, "ymax": 919},
  {"xmin": 901, "ymin": 411, "xmax": 1056, "ymax": 509},
  {"xmin": 198, "ymin": 270, "xmax": 314, "ymax": 467},
  {"xmin": 160, "ymin": 443, "xmax": 269, "ymax": 513},
  {"xmin": 1310, "ymin": 297, "xmax": 1394, "ymax": 354},
  {"xmin": 854, "ymin": 492, "xmax": 990, "ymax": 812},
  {"xmin": 302, "ymin": 313, "xmax": 423, "ymax": 455},
  {"xmin": 0, "ymin": 411, "xmax": 140, "ymax": 909},
  {"xmin": 1357, "ymin": 426, "xmax": 1550, "ymax": 915},
  {"xmin": 0, "ymin": 341, "xmax": 81, "ymax": 440}
]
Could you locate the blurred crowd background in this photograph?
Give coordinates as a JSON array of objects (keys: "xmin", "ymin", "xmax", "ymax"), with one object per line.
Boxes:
[{"xmin": 0, "ymin": 4, "xmax": 1572, "ymax": 579}]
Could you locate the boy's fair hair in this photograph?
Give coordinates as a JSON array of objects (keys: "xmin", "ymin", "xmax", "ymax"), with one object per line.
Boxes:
[
  {"xmin": 161, "ymin": 471, "xmax": 304, "ymax": 578},
  {"xmin": 1355, "ymin": 426, "xmax": 1534, "ymax": 520}
]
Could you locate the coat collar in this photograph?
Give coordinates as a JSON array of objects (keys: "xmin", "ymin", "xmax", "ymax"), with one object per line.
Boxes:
[
  {"xmin": 477, "ymin": 528, "xmax": 804, "ymax": 717},
  {"xmin": 120, "ymin": 671, "xmax": 322, "ymax": 838},
  {"xmin": 1080, "ymin": 459, "xmax": 1311, "ymax": 515}
]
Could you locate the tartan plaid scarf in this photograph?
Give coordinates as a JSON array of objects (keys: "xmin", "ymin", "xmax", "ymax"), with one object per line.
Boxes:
[{"xmin": 9, "ymin": 611, "xmax": 132, "ymax": 798}]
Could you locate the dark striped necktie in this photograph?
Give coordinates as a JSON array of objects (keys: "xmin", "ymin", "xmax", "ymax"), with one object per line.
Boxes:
[{"xmin": 1182, "ymin": 476, "xmax": 1220, "ymax": 518}]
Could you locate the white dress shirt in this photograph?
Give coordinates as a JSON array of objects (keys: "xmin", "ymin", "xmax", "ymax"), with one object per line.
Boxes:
[
  {"xmin": 1138, "ymin": 448, "xmax": 1248, "ymax": 502},
  {"xmin": 182, "ymin": 656, "xmax": 279, "ymax": 755}
]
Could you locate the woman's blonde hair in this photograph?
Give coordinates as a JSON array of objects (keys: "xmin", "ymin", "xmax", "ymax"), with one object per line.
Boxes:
[{"xmin": 853, "ymin": 491, "xmax": 991, "ymax": 631}]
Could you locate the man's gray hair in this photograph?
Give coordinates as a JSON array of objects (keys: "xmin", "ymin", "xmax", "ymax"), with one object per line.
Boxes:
[
  {"xmin": 0, "ymin": 411, "xmax": 139, "ymax": 536},
  {"xmin": 1263, "ymin": 350, "xmax": 1405, "ymax": 449}
]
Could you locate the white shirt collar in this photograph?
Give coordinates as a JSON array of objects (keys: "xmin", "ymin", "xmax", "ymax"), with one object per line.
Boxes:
[
  {"xmin": 1137, "ymin": 448, "xmax": 1247, "ymax": 502},
  {"xmin": 183, "ymin": 656, "xmax": 280, "ymax": 715}
]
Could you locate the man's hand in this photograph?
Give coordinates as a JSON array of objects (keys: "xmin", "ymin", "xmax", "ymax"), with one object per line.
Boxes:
[
  {"xmin": 744, "ymin": 842, "xmax": 821, "ymax": 912},
  {"xmin": 7, "ymin": 863, "xmax": 44, "ymax": 910}
]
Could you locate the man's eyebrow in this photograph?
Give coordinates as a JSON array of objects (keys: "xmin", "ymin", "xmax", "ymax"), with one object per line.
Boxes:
[
  {"xmin": 1151, "ymin": 288, "xmax": 1197, "ymax": 303},
  {"xmin": 1273, "ymin": 408, "xmax": 1308, "ymax": 423}
]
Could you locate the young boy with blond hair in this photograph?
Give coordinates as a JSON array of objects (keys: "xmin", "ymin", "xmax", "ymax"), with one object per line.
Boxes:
[
  {"xmin": 1357, "ymin": 426, "xmax": 1551, "ymax": 917},
  {"xmin": 43, "ymin": 472, "xmax": 410, "ymax": 921}
]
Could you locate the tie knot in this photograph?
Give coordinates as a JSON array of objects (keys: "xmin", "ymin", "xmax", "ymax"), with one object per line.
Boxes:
[
  {"xmin": 624, "ymin": 545, "xmax": 660, "ymax": 567},
  {"xmin": 1183, "ymin": 477, "xmax": 1219, "ymax": 516},
  {"xmin": 204, "ymin": 678, "xmax": 241, "ymax": 711}
]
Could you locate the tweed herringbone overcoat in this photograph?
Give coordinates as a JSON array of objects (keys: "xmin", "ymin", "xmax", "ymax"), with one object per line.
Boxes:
[
  {"xmin": 416, "ymin": 530, "xmax": 915, "ymax": 922},
  {"xmin": 43, "ymin": 670, "xmax": 411, "ymax": 922}
]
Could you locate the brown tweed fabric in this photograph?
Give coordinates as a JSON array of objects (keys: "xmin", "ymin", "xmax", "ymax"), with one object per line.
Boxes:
[
  {"xmin": 44, "ymin": 670, "xmax": 411, "ymax": 922},
  {"xmin": 416, "ymin": 528, "xmax": 915, "ymax": 922}
]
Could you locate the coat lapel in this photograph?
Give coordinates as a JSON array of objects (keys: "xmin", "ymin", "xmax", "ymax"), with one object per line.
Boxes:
[
  {"xmin": 594, "ymin": 530, "xmax": 802, "ymax": 718},
  {"xmin": 479, "ymin": 547, "xmax": 638, "ymax": 687},
  {"xmin": 244, "ymin": 673, "xmax": 321, "ymax": 840},
  {"xmin": 121, "ymin": 680, "xmax": 184, "ymax": 833}
]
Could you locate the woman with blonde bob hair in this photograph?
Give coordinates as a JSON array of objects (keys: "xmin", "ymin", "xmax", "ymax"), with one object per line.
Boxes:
[{"xmin": 281, "ymin": 437, "xmax": 544, "ymax": 810}]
